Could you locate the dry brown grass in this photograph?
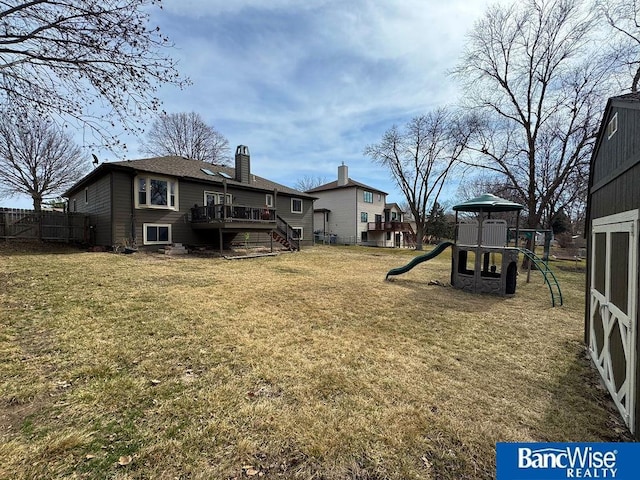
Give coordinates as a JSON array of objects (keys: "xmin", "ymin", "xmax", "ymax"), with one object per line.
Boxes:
[{"xmin": 0, "ymin": 243, "xmax": 631, "ymax": 479}]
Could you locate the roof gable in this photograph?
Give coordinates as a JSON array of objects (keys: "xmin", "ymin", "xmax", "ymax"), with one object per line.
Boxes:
[{"xmin": 306, "ymin": 178, "xmax": 387, "ymax": 195}]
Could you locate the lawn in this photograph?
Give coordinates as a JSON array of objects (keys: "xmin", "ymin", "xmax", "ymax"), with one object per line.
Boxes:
[{"xmin": 0, "ymin": 243, "xmax": 632, "ymax": 479}]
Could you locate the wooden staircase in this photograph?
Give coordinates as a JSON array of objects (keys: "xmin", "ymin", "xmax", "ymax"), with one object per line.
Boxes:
[{"xmin": 271, "ymin": 215, "xmax": 300, "ymax": 251}]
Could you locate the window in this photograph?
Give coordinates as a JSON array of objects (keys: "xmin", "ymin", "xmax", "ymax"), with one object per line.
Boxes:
[
  {"xmin": 169, "ymin": 182, "xmax": 176, "ymax": 207},
  {"xmin": 204, "ymin": 191, "xmax": 232, "ymax": 205},
  {"xmin": 143, "ymin": 223, "xmax": 171, "ymax": 245},
  {"xmin": 265, "ymin": 194, "xmax": 274, "ymax": 208},
  {"xmin": 150, "ymin": 179, "xmax": 167, "ymax": 205},
  {"xmin": 607, "ymin": 112, "xmax": 618, "ymax": 139},
  {"xmin": 84, "ymin": 187, "xmax": 89, "ymax": 204},
  {"xmin": 386, "ymin": 232, "xmax": 391, "ymax": 241},
  {"xmin": 363, "ymin": 191, "xmax": 373, "ymax": 203},
  {"xmin": 138, "ymin": 178, "xmax": 147, "ymax": 205},
  {"xmin": 72, "ymin": 199, "xmax": 77, "ymax": 212},
  {"xmin": 361, "ymin": 232, "xmax": 368, "ymax": 242},
  {"xmin": 136, "ymin": 176, "xmax": 179, "ymax": 210},
  {"xmin": 291, "ymin": 227, "xmax": 303, "ymax": 240},
  {"xmin": 291, "ymin": 198, "xmax": 303, "ymax": 213},
  {"xmin": 361, "ymin": 212, "xmax": 368, "ymax": 222}
]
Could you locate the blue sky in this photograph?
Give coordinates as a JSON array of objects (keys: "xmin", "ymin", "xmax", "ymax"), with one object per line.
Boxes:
[{"xmin": 5, "ymin": 0, "xmax": 488, "ymax": 209}]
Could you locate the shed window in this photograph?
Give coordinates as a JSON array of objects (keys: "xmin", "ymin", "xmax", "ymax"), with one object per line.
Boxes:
[{"xmin": 607, "ymin": 112, "xmax": 618, "ymax": 139}]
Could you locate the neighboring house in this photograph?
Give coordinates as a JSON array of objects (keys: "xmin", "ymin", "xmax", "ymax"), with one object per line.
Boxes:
[
  {"xmin": 63, "ymin": 145, "xmax": 315, "ymax": 251},
  {"xmin": 585, "ymin": 92, "xmax": 640, "ymax": 438},
  {"xmin": 306, "ymin": 164, "xmax": 412, "ymax": 247}
]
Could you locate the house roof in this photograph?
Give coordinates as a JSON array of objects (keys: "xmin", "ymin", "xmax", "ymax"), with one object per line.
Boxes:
[
  {"xmin": 63, "ymin": 156, "xmax": 315, "ymax": 199},
  {"xmin": 306, "ymin": 178, "xmax": 387, "ymax": 195},
  {"xmin": 384, "ymin": 202, "xmax": 403, "ymax": 211}
]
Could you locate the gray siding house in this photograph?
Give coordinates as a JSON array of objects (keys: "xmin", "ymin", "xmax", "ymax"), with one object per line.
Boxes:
[
  {"xmin": 586, "ymin": 93, "xmax": 640, "ymax": 438},
  {"xmin": 63, "ymin": 146, "xmax": 315, "ymax": 250}
]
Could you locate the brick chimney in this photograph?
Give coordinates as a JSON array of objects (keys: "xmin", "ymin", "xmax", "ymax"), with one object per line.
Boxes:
[
  {"xmin": 338, "ymin": 162, "xmax": 348, "ymax": 186},
  {"xmin": 235, "ymin": 145, "xmax": 250, "ymax": 183}
]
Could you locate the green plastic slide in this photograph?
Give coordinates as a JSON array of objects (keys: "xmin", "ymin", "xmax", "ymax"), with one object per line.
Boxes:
[{"xmin": 385, "ymin": 241, "xmax": 454, "ymax": 280}]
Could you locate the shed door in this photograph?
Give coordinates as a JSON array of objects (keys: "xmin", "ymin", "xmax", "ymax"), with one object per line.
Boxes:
[{"xmin": 590, "ymin": 210, "xmax": 638, "ymax": 433}]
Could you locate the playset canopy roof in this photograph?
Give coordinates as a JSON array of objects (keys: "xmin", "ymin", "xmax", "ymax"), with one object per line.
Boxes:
[{"xmin": 453, "ymin": 193, "xmax": 524, "ymax": 213}]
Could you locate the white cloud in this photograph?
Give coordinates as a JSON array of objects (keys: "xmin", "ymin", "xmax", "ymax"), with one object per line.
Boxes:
[{"xmin": 3, "ymin": 0, "xmax": 489, "ymax": 209}]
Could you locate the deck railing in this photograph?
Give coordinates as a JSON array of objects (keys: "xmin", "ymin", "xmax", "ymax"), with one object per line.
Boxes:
[
  {"xmin": 190, "ymin": 204, "xmax": 276, "ymax": 223},
  {"xmin": 367, "ymin": 221, "xmax": 412, "ymax": 232}
]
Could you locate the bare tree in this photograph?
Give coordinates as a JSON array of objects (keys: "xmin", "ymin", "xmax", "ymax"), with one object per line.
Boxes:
[
  {"xmin": 295, "ymin": 175, "xmax": 328, "ymax": 192},
  {"xmin": 452, "ymin": 0, "xmax": 622, "ymax": 231},
  {"xmin": 141, "ymin": 112, "xmax": 231, "ymax": 164},
  {"xmin": 0, "ymin": 1, "xmax": 187, "ymax": 150},
  {"xmin": 0, "ymin": 113, "xmax": 89, "ymax": 211},
  {"xmin": 598, "ymin": 0, "xmax": 640, "ymax": 91},
  {"xmin": 364, "ymin": 108, "xmax": 466, "ymax": 250},
  {"xmin": 457, "ymin": 173, "xmax": 520, "ymax": 205}
]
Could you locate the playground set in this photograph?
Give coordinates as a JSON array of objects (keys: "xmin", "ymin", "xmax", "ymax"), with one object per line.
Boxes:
[{"xmin": 385, "ymin": 194, "xmax": 563, "ymax": 306}]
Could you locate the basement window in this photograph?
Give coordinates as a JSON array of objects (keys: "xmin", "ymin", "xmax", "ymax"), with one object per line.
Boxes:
[
  {"xmin": 291, "ymin": 227, "xmax": 303, "ymax": 240},
  {"xmin": 143, "ymin": 223, "xmax": 171, "ymax": 245},
  {"xmin": 607, "ymin": 112, "xmax": 618, "ymax": 139}
]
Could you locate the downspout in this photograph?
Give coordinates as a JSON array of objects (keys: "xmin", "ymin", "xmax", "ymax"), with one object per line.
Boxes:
[
  {"xmin": 130, "ymin": 172, "xmax": 137, "ymax": 247},
  {"xmin": 223, "ymin": 179, "xmax": 228, "ymax": 220},
  {"xmin": 355, "ymin": 188, "xmax": 358, "ymax": 244},
  {"xmin": 273, "ymin": 188, "xmax": 278, "ymax": 216}
]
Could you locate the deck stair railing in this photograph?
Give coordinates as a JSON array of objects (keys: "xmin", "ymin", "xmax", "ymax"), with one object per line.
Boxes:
[{"xmin": 272, "ymin": 215, "xmax": 300, "ymax": 251}]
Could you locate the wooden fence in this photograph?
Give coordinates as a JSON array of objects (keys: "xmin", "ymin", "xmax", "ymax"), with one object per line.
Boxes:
[{"xmin": 0, "ymin": 208, "xmax": 87, "ymax": 242}]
